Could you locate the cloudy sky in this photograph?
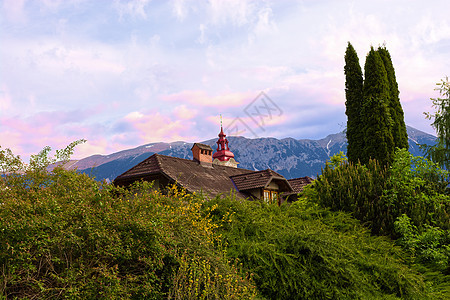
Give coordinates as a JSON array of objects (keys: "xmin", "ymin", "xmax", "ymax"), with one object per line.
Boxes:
[{"xmin": 1, "ymin": 0, "xmax": 449, "ymax": 159}]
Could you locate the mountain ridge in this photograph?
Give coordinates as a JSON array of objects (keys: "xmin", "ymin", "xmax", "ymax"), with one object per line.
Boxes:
[{"xmin": 77, "ymin": 125, "xmax": 436, "ymax": 182}]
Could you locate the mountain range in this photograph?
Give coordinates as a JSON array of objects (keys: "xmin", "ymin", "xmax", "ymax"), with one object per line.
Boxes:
[{"xmin": 72, "ymin": 126, "xmax": 436, "ymax": 182}]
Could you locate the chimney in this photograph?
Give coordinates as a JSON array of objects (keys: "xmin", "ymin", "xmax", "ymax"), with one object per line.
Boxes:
[{"xmin": 191, "ymin": 143, "xmax": 213, "ymax": 167}]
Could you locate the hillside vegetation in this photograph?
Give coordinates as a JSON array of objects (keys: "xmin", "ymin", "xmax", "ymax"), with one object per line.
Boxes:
[{"xmin": 1, "ymin": 144, "xmax": 449, "ymax": 299}]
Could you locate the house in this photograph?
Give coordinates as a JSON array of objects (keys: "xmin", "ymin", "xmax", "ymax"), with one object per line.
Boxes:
[{"xmin": 113, "ymin": 126, "xmax": 313, "ymax": 204}]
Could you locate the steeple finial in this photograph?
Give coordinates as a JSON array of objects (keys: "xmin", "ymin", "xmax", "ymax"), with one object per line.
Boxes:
[
  {"xmin": 212, "ymin": 123, "xmax": 239, "ymax": 168},
  {"xmin": 213, "ymin": 123, "xmax": 234, "ymax": 161}
]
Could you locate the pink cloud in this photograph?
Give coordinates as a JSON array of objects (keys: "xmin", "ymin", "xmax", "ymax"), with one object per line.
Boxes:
[
  {"xmin": 173, "ymin": 105, "xmax": 197, "ymax": 120},
  {"xmin": 0, "ymin": 116, "xmax": 73, "ymax": 160},
  {"xmin": 206, "ymin": 111, "xmax": 287, "ymax": 138},
  {"xmin": 0, "ymin": 131, "xmax": 24, "ymax": 157},
  {"xmin": 0, "ymin": 110, "xmax": 111, "ymax": 160},
  {"xmin": 0, "ymin": 107, "xmax": 206, "ymax": 161},
  {"xmin": 74, "ymin": 138, "xmax": 111, "ymax": 159},
  {"xmin": 123, "ymin": 110, "xmax": 199, "ymax": 143},
  {"xmin": 2, "ymin": 0, "xmax": 27, "ymax": 23},
  {"xmin": 0, "ymin": 85, "xmax": 12, "ymax": 111},
  {"xmin": 162, "ymin": 90, "xmax": 256, "ymax": 107}
]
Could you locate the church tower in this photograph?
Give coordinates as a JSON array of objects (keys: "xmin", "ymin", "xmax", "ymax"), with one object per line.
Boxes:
[{"xmin": 212, "ymin": 126, "xmax": 239, "ymax": 168}]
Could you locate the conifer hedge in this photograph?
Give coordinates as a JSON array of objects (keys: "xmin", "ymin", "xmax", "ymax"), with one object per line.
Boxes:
[{"xmin": 345, "ymin": 43, "xmax": 408, "ymax": 166}]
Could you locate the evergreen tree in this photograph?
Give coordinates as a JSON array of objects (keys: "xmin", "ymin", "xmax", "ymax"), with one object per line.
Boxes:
[
  {"xmin": 377, "ymin": 46, "xmax": 409, "ymax": 150},
  {"xmin": 344, "ymin": 42, "xmax": 364, "ymax": 164},
  {"xmin": 361, "ymin": 47, "xmax": 395, "ymax": 165}
]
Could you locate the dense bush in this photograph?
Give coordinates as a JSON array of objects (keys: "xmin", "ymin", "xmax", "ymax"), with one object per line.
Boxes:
[
  {"xmin": 311, "ymin": 149, "xmax": 450, "ymax": 288},
  {"xmin": 0, "ymin": 145, "xmax": 256, "ymax": 299},
  {"xmin": 204, "ymin": 197, "xmax": 437, "ymax": 300},
  {"xmin": 384, "ymin": 149, "xmax": 449, "ymax": 231},
  {"xmin": 313, "ymin": 156, "xmax": 389, "ymax": 234},
  {"xmin": 313, "ymin": 149, "xmax": 450, "ymax": 236},
  {"xmin": 395, "ymin": 214, "xmax": 450, "ymax": 273}
]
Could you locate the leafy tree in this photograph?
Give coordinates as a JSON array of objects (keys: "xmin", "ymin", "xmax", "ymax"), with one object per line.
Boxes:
[
  {"xmin": 361, "ymin": 47, "xmax": 395, "ymax": 165},
  {"xmin": 0, "ymin": 146, "xmax": 22, "ymax": 176},
  {"xmin": 377, "ymin": 46, "xmax": 409, "ymax": 150},
  {"xmin": 345, "ymin": 42, "xmax": 365, "ymax": 164},
  {"xmin": 383, "ymin": 148, "xmax": 450, "ymax": 232},
  {"xmin": 0, "ymin": 144, "xmax": 257, "ymax": 299},
  {"xmin": 422, "ymin": 76, "xmax": 450, "ymax": 170}
]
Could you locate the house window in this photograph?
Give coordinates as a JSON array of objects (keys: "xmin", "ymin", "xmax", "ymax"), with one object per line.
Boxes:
[
  {"xmin": 263, "ymin": 190, "xmax": 271, "ymax": 202},
  {"xmin": 263, "ymin": 189, "xmax": 279, "ymax": 204},
  {"xmin": 271, "ymin": 191, "xmax": 278, "ymax": 203}
]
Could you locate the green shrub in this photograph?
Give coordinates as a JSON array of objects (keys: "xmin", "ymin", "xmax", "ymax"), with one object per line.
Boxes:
[
  {"xmin": 0, "ymin": 145, "xmax": 257, "ymax": 299},
  {"xmin": 383, "ymin": 149, "xmax": 450, "ymax": 232},
  {"xmin": 313, "ymin": 149, "xmax": 450, "ymax": 236},
  {"xmin": 395, "ymin": 214, "xmax": 450, "ymax": 273},
  {"xmin": 313, "ymin": 157, "xmax": 389, "ymax": 234},
  {"xmin": 203, "ymin": 196, "xmax": 432, "ymax": 299},
  {"xmin": 310, "ymin": 149, "xmax": 450, "ymax": 291}
]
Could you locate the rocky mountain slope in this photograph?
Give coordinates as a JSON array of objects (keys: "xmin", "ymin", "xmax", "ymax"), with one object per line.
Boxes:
[{"xmin": 78, "ymin": 126, "xmax": 436, "ymax": 182}]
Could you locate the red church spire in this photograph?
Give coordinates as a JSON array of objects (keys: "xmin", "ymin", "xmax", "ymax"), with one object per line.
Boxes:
[{"xmin": 212, "ymin": 125, "xmax": 235, "ymax": 162}]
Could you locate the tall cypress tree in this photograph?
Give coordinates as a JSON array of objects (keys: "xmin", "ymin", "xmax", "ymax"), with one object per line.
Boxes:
[
  {"xmin": 361, "ymin": 47, "xmax": 395, "ymax": 165},
  {"xmin": 377, "ymin": 46, "xmax": 408, "ymax": 150},
  {"xmin": 344, "ymin": 42, "xmax": 364, "ymax": 164}
]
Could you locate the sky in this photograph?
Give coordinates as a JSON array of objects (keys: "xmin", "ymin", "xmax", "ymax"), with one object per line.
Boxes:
[{"xmin": 1, "ymin": 0, "xmax": 449, "ymax": 160}]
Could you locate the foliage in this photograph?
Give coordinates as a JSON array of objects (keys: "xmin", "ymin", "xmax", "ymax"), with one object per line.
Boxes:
[
  {"xmin": 314, "ymin": 154, "xmax": 388, "ymax": 234},
  {"xmin": 362, "ymin": 47, "xmax": 395, "ymax": 165},
  {"xmin": 344, "ymin": 42, "xmax": 365, "ymax": 164},
  {"xmin": 314, "ymin": 150, "xmax": 450, "ymax": 236},
  {"xmin": 204, "ymin": 196, "xmax": 433, "ymax": 300},
  {"xmin": 345, "ymin": 44, "xmax": 408, "ymax": 166},
  {"xmin": 313, "ymin": 150, "xmax": 450, "ymax": 294},
  {"xmin": 383, "ymin": 148, "xmax": 450, "ymax": 232},
  {"xmin": 395, "ymin": 215, "xmax": 450, "ymax": 273},
  {"xmin": 377, "ymin": 46, "xmax": 409, "ymax": 150},
  {"xmin": 0, "ymin": 145, "xmax": 256, "ymax": 299},
  {"xmin": 0, "ymin": 147, "xmax": 23, "ymax": 175},
  {"xmin": 422, "ymin": 76, "xmax": 450, "ymax": 170},
  {"xmin": 2, "ymin": 143, "xmax": 449, "ymax": 299},
  {"xmin": 327, "ymin": 151, "xmax": 348, "ymax": 169},
  {"xmin": 387, "ymin": 149, "xmax": 450, "ymax": 278}
]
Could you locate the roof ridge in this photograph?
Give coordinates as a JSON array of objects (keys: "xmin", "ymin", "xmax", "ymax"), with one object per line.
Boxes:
[
  {"xmin": 230, "ymin": 168, "xmax": 271, "ymax": 178},
  {"xmin": 153, "ymin": 153, "xmax": 193, "ymax": 162},
  {"xmin": 114, "ymin": 153, "xmax": 160, "ymax": 181},
  {"xmin": 266, "ymin": 168, "xmax": 284, "ymax": 178},
  {"xmin": 154, "ymin": 153, "xmax": 163, "ymax": 170},
  {"xmin": 288, "ymin": 176, "xmax": 314, "ymax": 182}
]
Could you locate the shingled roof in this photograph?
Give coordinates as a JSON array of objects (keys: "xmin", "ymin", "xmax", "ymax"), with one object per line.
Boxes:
[
  {"xmin": 286, "ymin": 176, "xmax": 314, "ymax": 194},
  {"xmin": 113, "ymin": 153, "xmax": 254, "ymax": 199},
  {"xmin": 230, "ymin": 169, "xmax": 293, "ymax": 193}
]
